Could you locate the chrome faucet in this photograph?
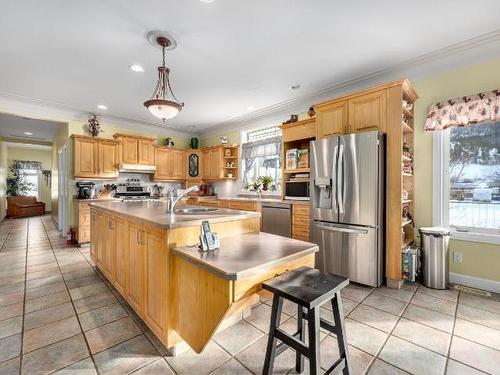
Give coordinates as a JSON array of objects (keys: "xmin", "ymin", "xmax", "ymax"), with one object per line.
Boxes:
[{"xmin": 166, "ymin": 184, "xmax": 199, "ymax": 213}]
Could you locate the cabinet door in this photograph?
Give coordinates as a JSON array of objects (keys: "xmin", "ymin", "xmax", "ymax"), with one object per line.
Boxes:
[
  {"xmin": 170, "ymin": 149, "xmax": 186, "ymax": 180},
  {"xmin": 144, "ymin": 226, "xmax": 166, "ymax": 337},
  {"xmin": 154, "ymin": 148, "xmax": 171, "ymax": 180},
  {"xmin": 138, "ymin": 140, "xmax": 155, "ymax": 165},
  {"xmin": 316, "ymin": 101, "xmax": 347, "ymax": 138},
  {"xmin": 209, "ymin": 148, "xmax": 222, "ymax": 179},
  {"xmin": 122, "ymin": 138, "xmax": 138, "ymax": 164},
  {"xmin": 89, "ymin": 210, "xmax": 97, "ymax": 262},
  {"xmin": 114, "ymin": 217, "xmax": 128, "ymax": 295},
  {"xmin": 201, "ymin": 150, "xmax": 210, "ymax": 179},
  {"xmin": 98, "ymin": 140, "xmax": 118, "ymax": 179},
  {"xmin": 348, "ymin": 90, "xmax": 387, "ymax": 133},
  {"xmin": 74, "ymin": 137, "xmax": 98, "ymax": 178},
  {"xmin": 102, "ymin": 216, "xmax": 115, "ymax": 280},
  {"xmin": 127, "ymin": 223, "xmax": 146, "ymax": 315},
  {"xmin": 96, "ymin": 213, "xmax": 106, "ymax": 267}
]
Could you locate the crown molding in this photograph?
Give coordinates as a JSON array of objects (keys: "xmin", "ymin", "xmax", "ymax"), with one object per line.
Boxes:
[
  {"xmin": 5, "ymin": 141, "xmax": 52, "ymax": 150},
  {"xmin": 200, "ymin": 29, "xmax": 500, "ymax": 138},
  {"xmin": 0, "ymin": 92, "xmax": 195, "ymax": 139}
]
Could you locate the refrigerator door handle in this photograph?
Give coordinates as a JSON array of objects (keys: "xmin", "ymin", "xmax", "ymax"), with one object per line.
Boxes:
[
  {"xmin": 314, "ymin": 222, "xmax": 368, "ymax": 235},
  {"xmin": 337, "ymin": 144, "xmax": 345, "ymax": 215}
]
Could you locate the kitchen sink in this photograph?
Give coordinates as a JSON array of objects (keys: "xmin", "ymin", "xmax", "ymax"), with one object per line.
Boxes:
[{"xmin": 175, "ymin": 207, "xmax": 219, "ymax": 214}]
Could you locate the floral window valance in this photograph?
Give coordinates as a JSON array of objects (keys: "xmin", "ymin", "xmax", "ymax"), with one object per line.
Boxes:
[
  {"xmin": 425, "ymin": 89, "xmax": 500, "ymax": 131},
  {"xmin": 13, "ymin": 160, "xmax": 42, "ymax": 170}
]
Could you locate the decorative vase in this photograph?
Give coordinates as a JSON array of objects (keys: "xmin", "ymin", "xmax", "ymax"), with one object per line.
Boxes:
[{"xmin": 190, "ymin": 137, "xmax": 199, "ymax": 149}]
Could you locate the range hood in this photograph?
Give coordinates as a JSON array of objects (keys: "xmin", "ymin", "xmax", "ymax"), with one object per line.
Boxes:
[{"xmin": 119, "ymin": 163, "xmax": 156, "ymax": 174}]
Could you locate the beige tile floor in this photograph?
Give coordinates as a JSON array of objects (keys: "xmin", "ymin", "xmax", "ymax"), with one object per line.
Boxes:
[{"xmin": 0, "ymin": 216, "xmax": 499, "ymax": 374}]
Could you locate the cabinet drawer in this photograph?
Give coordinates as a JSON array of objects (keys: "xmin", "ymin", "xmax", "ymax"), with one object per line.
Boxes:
[
  {"xmin": 293, "ymin": 205, "xmax": 310, "ymax": 218},
  {"xmin": 80, "ymin": 212, "xmax": 91, "ymax": 226},
  {"xmin": 292, "ymin": 224, "xmax": 310, "ymax": 236},
  {"xmin": 218, "ymin": 200, "xmax": 230, "ymax": 208},
  {"xmin": 78, "ymin": 226, "xmax": 91, "ymax": 243},
  {"xmin": 292, "ymin": 233, "xmax": 310, "ymax": 242},
  {"xmin": 228, "ymin": 201, "xmax": 258, "ymax": 212}
]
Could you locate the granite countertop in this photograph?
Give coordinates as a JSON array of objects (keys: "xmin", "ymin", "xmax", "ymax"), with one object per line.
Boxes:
[
  {"xmin": 173, "ymin": 232, "xmax": 318, "ymax": 280},
  {"xmin": 74, "ymin": 198, "xmax": 121, "ymax": 202},
  {"xmin": 88, "ymin": 200, "xmax": 260, "ymax": 229}
]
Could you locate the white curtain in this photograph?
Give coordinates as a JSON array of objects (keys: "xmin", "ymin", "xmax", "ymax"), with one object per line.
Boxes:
[{"xmin": 241, "ymin": 136, "xmax": 281, "ymax": 186}]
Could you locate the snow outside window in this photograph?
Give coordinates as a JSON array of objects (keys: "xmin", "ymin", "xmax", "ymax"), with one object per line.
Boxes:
[{"xmin": 448, "ymin": 121, "xmax": 500, "ymax": 231}]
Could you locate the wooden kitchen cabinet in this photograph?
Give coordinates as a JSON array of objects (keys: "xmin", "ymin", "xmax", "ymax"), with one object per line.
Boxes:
[
  {"xmin": 73, "ymin": 135, "xmax": 118, "ymax": 179},
  {"xmin": 90, "ymin": 210, "xmax": 98, "ymax": 261},
  {"xmin": 144, "ymin": 225, "xmax": 167, "ymax": 337},
  {"xmin": 138, "ymin": 139, "xmax": 155, "ymax": 165},
  {"xmin": 114, "ymin": 216, "xmax": 128, "ymax": 295},
  {"xmin": 316, "ymin": 100, "xmax": 348, "ymax": 138},
  {"xmin": 200, "ymin": 146, "xmax": 236, "ymax": 180},
  {"xmin": 98, "ymin": 139, "xmax": 119, "ymax": 178},
  {"xmin": 114, "ymin": 134, "xmax": 156, "ymax": 165},
  {"xmin": 209, "ymin": 148, "xmax": 223, "ymax": 179},
  {"xmin": 201, "ymin": 149, "xmax": 210, "ymax": 179},
  {"xmin": 102, "ymin": 215, "xmax": 116, "ymax": 281},
  {"xmin": 96, "ymin": 212, "xmax": 106, "ymax": 267},
  {"xmin": 127, "ymin": 222, "xmax": 146, "ymax": 315},
  {"xmin": 348, "ymin": 90, "xmax": 387, "ymax": 133},
  {"xmin": 154, "ymin": 147, "xmax": 186, "ymax": 181},
  {"xmin": 292, "ymin": 204, "xmax": 310, "ymax": 241},
  {"xmin": 74, "ymin": 201, "xmax": 91, "ymax": 244}
]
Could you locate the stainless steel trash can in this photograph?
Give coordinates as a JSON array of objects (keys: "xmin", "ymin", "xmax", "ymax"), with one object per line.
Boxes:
[{"xmin": 419, "ymin": 227, "xmax": 451, "ymax": 290}]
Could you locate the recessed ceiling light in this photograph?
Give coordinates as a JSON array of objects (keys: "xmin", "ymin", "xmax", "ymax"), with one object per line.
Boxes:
[
  {"xmin": 129, "ymin": 64, "xmax": 144, "ymax": 73},
  {"xmin": 97, "ymin": 104, "xmax": 108, "ymax": 110},
  {"xmin": 23, "ymin": 132, "xmax": 33, "ymax": 136},
  {"xmin": 200, "ymin": 0, "xmax": 215, "ymax": 3},
  {"xmin": 247, "ymin": 106, "xmax": 255, "ymax": 111},
  {"xmin": 290, "ymin": 84, "xmax": 301, "ymax": 90}
]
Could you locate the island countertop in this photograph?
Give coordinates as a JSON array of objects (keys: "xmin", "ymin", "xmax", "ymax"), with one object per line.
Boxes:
[
  {"xmin": 172, "ymin": 232, "xmax": 318, "ymax": 280},
  {"xmin": 88, "ymin": 200, "xmax": 260, "ymax": 229}
]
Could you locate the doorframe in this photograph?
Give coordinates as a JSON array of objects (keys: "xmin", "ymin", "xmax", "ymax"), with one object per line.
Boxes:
[{"xmin": 58, "ymin": 141, "xmax": 68, "ymax": 235}]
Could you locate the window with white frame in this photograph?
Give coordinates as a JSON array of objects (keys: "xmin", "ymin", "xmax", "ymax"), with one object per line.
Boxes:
[
  {"xmin": 435, "ymin": 121, "xmax": 500, "ymax": 235},
  {"xmin": 241, "ymin": 126, "xmax": 282, "ymax": 192},
  {"xmin": 22, "ymin": 168, "xmax": 41, "ymax": 199}
]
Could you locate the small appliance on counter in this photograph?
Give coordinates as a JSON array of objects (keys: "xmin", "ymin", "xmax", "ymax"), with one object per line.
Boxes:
[
  {"xmin": 115, "ymin": 179, "xmax": 151, "ymax": 201},
  {"xmin": 199, "ymin": 183, "xmax": 214, "ymax": 196},
  {"xmin": 76, "ymin": 182, "xmax": 96, "ymax": 199}
]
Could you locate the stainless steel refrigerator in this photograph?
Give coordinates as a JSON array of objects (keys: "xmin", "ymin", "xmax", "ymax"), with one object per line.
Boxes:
[{"xmin": 310, "ymin": 131, "xmax": 384, "ymax": 287}]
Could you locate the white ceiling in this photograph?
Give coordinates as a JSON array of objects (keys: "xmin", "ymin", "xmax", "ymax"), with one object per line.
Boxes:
[
  {"xmin": 0, "ymin": 113, "xmax": 63, "ymax": 141},
  {"xmin": 1, "ymin": 0, "xmax": 500, "ymax": 133}
]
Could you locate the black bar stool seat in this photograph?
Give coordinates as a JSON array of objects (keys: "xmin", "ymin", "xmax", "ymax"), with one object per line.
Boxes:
[{"xmin": 262, "ymin": 266, "xmax": 351, "ymax": 375}]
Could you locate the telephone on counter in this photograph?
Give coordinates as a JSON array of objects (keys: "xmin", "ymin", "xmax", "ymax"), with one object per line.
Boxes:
[{"xmin": 199, "ymin": 220, "xmax": 220, "ymax": 251}]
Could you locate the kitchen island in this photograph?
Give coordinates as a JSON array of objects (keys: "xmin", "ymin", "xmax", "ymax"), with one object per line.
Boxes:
[{"xmin": 89, "ymin": 200, "xmax": 317, "ymax": 353}]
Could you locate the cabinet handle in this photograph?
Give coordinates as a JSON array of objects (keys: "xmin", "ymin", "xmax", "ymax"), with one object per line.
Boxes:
[
  {"xmin": 141, "ymin": 230, "xmax": 145, "ymax": 245},
  {"xmin": 136, "ymin": 230, "xmax": 140, "ymax": 244}
]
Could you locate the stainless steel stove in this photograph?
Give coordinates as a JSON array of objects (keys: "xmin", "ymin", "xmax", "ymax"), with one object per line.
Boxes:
[{"xmin": 115, "ymin": 179, "xmax": 151, "ymax": 200}]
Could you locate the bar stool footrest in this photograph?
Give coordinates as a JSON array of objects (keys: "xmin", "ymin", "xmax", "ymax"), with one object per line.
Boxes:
[
  {"xmin": 324, "ymin": 357, "xmax": 346, "ymax": 375},
  {"xmin": 274, "ymin": 328, "xmax": 309, "ymax": 357},
  {"xmin": 300, "ymin": 311, "xmax": 337, "ymax": 334}
]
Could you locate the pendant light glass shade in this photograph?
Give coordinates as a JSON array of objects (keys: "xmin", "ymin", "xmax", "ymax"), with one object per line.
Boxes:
[{"xmin": 144, "ymin": 37, "xmax": 184, "ymax": 121}]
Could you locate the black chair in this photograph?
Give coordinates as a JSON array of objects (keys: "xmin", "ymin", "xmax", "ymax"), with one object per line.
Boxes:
[{"xmin": 262, "ymin": 266, "xmax": 351, "ymax": 375}]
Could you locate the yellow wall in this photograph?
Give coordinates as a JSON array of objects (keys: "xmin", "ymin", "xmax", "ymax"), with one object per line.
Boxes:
[
  {"xmin": 413, "ymin": 58, "xmax": 500, "ymax": 283},
  {"xmin": 0, "ymin": 138, "xmax": 7, "ymax": 221},
  {"xmin": 7, "ymin": 146, "xmax": 53, "ymax": 211}
]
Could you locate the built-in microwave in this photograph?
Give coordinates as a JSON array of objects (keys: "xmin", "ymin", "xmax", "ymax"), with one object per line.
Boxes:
[{"xmin": 284, "ymin": 180, "xmax": 310, "ymax": 200}]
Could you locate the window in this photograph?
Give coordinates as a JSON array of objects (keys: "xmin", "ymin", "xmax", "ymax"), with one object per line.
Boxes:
[
  {"xmin": 434, "ymin": 121, "xmax": 500, "ymax": 240},
  {"xmin": 22, "ymin": 168, "xmax": 40, "ymax": 199},
  {"xmin": 241, "ymin": 126, "xmax": 282, "ymax": 192}
]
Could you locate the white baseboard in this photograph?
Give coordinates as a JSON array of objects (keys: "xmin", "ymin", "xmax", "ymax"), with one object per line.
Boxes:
[{"xmin": 450, "ymin": 272, "xmax": 500, "ymax": 294}]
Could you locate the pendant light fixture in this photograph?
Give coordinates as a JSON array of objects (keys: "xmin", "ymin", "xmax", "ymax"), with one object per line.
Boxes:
[{"xmin": 144, "ymin": 36, "xmax": 184, "ymax": 121}]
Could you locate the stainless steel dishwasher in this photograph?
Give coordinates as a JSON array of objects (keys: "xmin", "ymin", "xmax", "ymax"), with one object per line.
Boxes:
[{"xmin": 261, "ymin": 202, "xmax": 292, "ymax": 237}]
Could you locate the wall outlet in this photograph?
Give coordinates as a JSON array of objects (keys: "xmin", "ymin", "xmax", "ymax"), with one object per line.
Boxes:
[{"xmin": 453, "ymin": 251, "xmax": 463, "ymax": 263}]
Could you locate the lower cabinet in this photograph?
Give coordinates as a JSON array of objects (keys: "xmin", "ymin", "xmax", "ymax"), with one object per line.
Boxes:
[
  {"xmin": 144, "ymin": 226, "xmax": 166, "ymax": 337},
  {"xmin": 114, "ymin": 216, "xmax": 128, "ymax": 295},
  {"xmin": 127, "ymin": 222, "xmax": 146, "ymax": 315},
  {"xmin": 91, "ymin": 210, "xmax": 168, "ymax": 339},
  {"xmin": 292, "ymin": 204, "xmax": 310, "ymax": 241}
]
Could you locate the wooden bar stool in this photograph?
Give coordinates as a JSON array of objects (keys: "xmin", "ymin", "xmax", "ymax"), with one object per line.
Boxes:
[{"xmin": 262, "ymin": 266, "xmax": 351, "ymax": 375}]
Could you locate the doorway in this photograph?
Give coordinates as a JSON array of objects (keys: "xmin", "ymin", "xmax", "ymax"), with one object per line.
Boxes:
[{"xmin": 58, "ymin": 142, "xmax": 68, "ymax": 234}]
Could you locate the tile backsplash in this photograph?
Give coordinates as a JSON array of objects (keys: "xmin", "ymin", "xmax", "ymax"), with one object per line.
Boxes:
[{"xmin": 73, "ymin": 173, "xmax": 181, "ymax": 198}]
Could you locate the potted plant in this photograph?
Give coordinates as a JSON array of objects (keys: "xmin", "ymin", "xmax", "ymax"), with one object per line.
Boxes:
[
  {"xmin": 258, "ymin": 176, "xmax": 274, "ymax": 191},
  {"xmin": 7, "ymin": 163, "xmax": 34, "ymax": 196}
]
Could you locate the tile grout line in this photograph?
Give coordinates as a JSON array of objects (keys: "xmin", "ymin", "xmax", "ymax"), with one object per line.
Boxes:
[
  {"xmin": 443, "ymin": 290, "xmax": 460, "ymax": 375},
  {"xmin": 18, "ymin": 218, "xmax": 29, "ymax": 375},
  {"xmin": 39, "ymin": 217, "xmax": 101, "ymax": 375}
]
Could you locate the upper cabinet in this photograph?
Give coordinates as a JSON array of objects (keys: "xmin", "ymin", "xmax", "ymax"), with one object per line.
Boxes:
[
  {"xmin": 153, "ymin": 147, "xmax": 185, "ymax": 181},
  {"xmin": 201, "ymin": 145, "xmax": 238, "ymax": 181},
  {"xmin": 316, "ymin": 101, "xmax": 347, "ymax": 138},
  {"xmin": 113, "ymin": 134, "xmax": 156, "ymax": 165},
  {"xmin": 348, "ymin": 90, "xmax": 386, "ymax": 133},
  {"xmin": 186, "ymin": 150, "xmax": 202, "ymax": 181},
  {"xmin": 315, "ymin": 88, "xmax": 387, "ymax": 138},
  {"xmin": 73, "ymin": 135, "xmax": 119, "ymax": 179}
]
